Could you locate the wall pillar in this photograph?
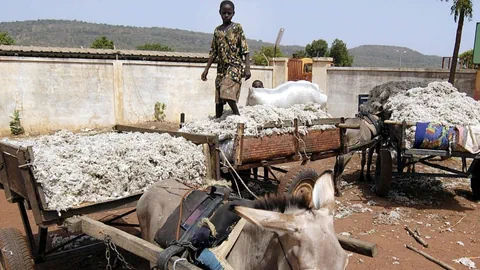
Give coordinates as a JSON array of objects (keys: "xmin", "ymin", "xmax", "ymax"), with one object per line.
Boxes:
[
  {"xmin": 269, "ymin": 57, "xmax": 288, "ymax": 87},
  {"xmin": 312, "ymin": 57, "xmax": 334, "ymax": 95},
  {"xmin": 113, "ymin": 60, "xmax": 125, "ymax": 124}
]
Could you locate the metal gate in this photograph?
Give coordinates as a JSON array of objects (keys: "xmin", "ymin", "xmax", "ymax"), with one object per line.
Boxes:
[
  {"xmin": 288, "ymin": 58, "xmax": 312, "ymax": 82},
  {"xmin": 288, "ymin": 58, "xmax": 303, "ymax": 81}
]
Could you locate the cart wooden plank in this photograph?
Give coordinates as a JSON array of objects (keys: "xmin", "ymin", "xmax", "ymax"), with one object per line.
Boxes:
[
  {"xmin": 236, "ymin": 128, "xmax": 341, "ymax": 164},
  {"xmin": 114, "ymin": 124, "xmax": 217, "ymax": 145},
  {"xmin": 65, "ymin": 216, "xmax": 200, "ymax": 269}
]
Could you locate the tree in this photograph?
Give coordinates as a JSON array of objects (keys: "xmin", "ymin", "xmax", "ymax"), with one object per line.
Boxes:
[
  {"xmin": 292, "ymin": 50, "xmax": 307, "ymax": 58},
  {"xmin": 91, "ymin": 36, "xmax": 114, "ymax": 49},
  {"xmin": 136, "ymin": 43, "xmax": 173, "ymax": 51},
  {"xmin": 329, "ymin": 39, "xmax": 353, "ymax": 67},
  {"xmin": 0, "ymin": 31, "xmax": 15, "ymax": 45},
  {"xmin": 305, "ymin": 39, "xmax": 328, "ymax": 57},
  {"xmin": 252, "ymin": 46, "xmax": 284, "ymax": 66},
  {"xmin": 441, "ymin": 0, "xmax": 473, "ymax": 85},
  {"xmin": 459, "ymin": 49, "xmax": 476, "ymax": 69}
]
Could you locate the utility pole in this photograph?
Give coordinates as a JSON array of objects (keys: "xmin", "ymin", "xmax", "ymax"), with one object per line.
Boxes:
[
  {"xmin": 274, "ymin": 28, "xmax": 285, "ymax": 58},
  {"xmin": 396, "ymin": 49, "xmax": 407, "ymax": 68}
]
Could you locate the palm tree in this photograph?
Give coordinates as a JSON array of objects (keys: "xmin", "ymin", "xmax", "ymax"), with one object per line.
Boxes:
[{"xmin": 442, "ymin": 0, "xmax": 473, "ymax": 85}]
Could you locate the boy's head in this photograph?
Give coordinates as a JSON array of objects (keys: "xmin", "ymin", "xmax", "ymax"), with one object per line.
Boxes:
[
  {"xmin": 219, "ymin": 1, "xmax": 235, "ymax": 24},
  {"xmin": 252, "ymin": 80, "xmax": 264, "ymax": 88}
]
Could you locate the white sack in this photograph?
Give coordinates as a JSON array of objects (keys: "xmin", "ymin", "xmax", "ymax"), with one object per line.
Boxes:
[{"xmin": 246, "ymin": 80, "xmax": 328, "ymax": 108}]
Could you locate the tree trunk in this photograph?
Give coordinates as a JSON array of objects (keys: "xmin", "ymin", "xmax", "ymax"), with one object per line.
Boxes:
[{"xmin": 449, "ymin": 9, "xmax": 465, "ymax": 85}]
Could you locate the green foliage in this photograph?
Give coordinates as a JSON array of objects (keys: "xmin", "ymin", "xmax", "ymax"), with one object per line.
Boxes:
[
  {"xmin": 154, "ymin": 102, "xmax": 167, "ymax": 122},
  {"xmin": 292, "ymin": 50, "xmax": 307, "ymax": 58},
  {"xmin": 252, "ymin": 46, "xmax": 284, "ymax": 66},
  {"xmin": 136, "ymin": 43, "xmax": 173, "ymax": 51},
  {"xmin": 9, "ymin": 110, "xmax": 24, "ymax": 135},
  {"xmin": 91, "ymin": 36, "xmax": 114, "ymax": 49},
  {"xmin": 330, "ymin": 39, "xmax": 353, "ymax": 67},
  {"xmin": 305, "ymin": 39, "xmax": 328, "ymax": 57},
  {"xmin": 0, "ymin": 31, "xmax": 15, "ymax": 45},
  {"xmin": 459, "ymin": 49, "xmax": 476, "ymax": 68},
  {"xmin": 441, "ymin": 0, "xmax": 473, "ymax": 22}
]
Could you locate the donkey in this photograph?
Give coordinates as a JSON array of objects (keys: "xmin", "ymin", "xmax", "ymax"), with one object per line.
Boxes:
[
  {"xmin": 137, "ymin": 171, "xmax": 349, "ymax": 270},
  {"xmin": 333, "ymin": 113, "xmax": 382, "ymax": 196}
]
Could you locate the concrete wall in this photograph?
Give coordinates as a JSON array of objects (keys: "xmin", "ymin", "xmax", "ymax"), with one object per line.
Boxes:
[
  {"xmin": 326, "ymin": 67, "xmax": 477, "ymax": 118},
  {"xmin": 0, "ymin": 56, "xmax": 273, "ymax": 136},
  {"xmin": 0, "ymin": 55, "xmax": 477, "ymax": 136}
]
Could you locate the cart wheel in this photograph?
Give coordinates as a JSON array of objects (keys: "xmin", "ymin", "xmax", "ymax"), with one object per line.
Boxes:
[
  {"xmin": 0, "ymin": 228, "xmax": 34, "ymax": 270},
  {"xmin": 278, "ymin": 167, "xmax": 319, "ymax": 203},
  {"xmin": 472, "ymin": 177, "xmax": 480, "ymax": 201},
  {"xmin": 471, "ymin": 161, "xmax": 480, "ymax": 201},
  {"xmin": 375, "ymin": 148, "xmax": 392, "ymax": 197}
]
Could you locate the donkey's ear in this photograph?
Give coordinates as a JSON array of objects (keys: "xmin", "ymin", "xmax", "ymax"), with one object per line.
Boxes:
[
  {"xmin": 312, "ymin": 170, "xmax": 335, "ymax": 213},
  {"xmin": 233, "ymin": 206, "xmax": 298, "ymax": 235}
]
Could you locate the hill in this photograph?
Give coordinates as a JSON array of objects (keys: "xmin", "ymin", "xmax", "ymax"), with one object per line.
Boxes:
[
  {"xmin": 0, "ymin": 20, "xmax": 444, "ymax": 68},
  {"xmin": 0, "ymin": 19, "xmax": 303, "ymax": 56},
  {"xmin": 348, "ymin": 45, "xmax": 443, "ymax": 68}
]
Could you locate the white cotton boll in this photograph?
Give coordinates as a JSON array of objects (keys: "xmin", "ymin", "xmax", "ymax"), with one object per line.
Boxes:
[{"xmin": 2, "ymin": 131, "xmax": 207, "ymax": 212}]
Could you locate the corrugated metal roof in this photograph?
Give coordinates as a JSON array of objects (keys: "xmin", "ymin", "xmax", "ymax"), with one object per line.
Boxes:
[{"xmin": 0, "ymin": 45, "xmax": 210, "ymax": 63}]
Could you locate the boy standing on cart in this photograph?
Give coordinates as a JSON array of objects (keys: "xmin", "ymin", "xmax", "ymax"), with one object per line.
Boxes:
[{"xmin": 201, "ymin": 0, "xmax": 251, "ymax": 118}]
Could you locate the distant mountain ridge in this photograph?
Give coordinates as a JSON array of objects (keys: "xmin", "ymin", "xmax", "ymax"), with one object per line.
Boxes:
[
  {"xmin": 349, "ymin": 45, "xmax": 443, "ymax": 68},
  {"xmin": 0, "ymin": 20, "xmax": 443, "ymax": 68}
]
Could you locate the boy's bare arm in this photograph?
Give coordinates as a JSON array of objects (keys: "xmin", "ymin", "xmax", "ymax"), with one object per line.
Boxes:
[
  {"xmin": 201, "ymin": 56, "xmax": 216, "ymax": 81},
  {"xmin": 244, "ymin": 53, "xmax": 251, "ymax": 80}
]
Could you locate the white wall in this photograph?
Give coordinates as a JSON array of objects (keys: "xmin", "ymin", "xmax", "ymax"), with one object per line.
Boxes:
[{"xmin": 0, "ymin": 56, "xmax": 273, "ymax": 136}]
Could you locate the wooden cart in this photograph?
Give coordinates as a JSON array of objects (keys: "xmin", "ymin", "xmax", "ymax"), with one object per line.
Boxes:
[
  {"xmin": 373, "ymin": 120, "xmax": 480, "ymax": 198},
  {"xmin": 116, "ymin": 117, "xmax": 355, "ymax": 200},
  {"xmin": 0, "ymin": 120, "xmax": 364, "ymax": 269}
]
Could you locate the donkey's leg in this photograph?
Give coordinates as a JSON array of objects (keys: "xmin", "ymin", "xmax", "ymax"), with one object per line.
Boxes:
[
  {"xmin": 366, "ymin": 145, "xmax": 375, "ymax": 182},
  {"xmin": 334, "ymin": 153, "xmax": 352, "ymax": 197},
  {"xmin": 359, "ymin": 150, "xmax": 366, "ymax": 182},
  {"xmin": 333, "ymin": 155, "xmax": 344, "ymax": 197}
]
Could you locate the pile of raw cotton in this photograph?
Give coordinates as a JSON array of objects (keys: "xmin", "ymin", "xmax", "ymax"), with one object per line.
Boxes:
[
  {"xmin": 180, "ymin": 103, "xmax": 334, "ymax": 141},
  {"xmin": 3, "ymin": 131, "xmax": 206, "ymax": 212},
  {"xmin": 360, "ymin": 81, "xmax": 427, "ymax": 114},
  {"xmin": 385, "ymin": 81, "xmax": 480, "ymax": 126}
]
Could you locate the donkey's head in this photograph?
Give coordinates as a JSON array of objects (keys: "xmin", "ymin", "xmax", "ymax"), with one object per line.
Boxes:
[{"xmin": 234, "ymin": 171, "xmax": 348, "ymax": 270}]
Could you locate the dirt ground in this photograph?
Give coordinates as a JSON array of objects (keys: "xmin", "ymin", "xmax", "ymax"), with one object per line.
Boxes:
[{"xmin": 1, "ymin": 124, "xmax": 479, "ymax": 269}]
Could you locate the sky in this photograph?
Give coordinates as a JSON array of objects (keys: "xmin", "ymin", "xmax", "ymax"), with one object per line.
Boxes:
[{"xmin": 2, "ymin": 0, "xmax": 480, "ymax": 56}]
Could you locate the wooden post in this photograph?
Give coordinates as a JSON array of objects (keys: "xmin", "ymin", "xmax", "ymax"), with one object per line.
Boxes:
[
  {"xmin": 336, "ymin": 235, "xmax": 378, "ymax": 258},
  {"xmin": 180, "ymin": 113, "xmax": 185, "ymax": 129},
  {"xmin": 234, "ymin": 123, "xmax": 244, "ymax": 167},
  {"xmin": 294, "ymin": 118, "xmax": 301, "ymax": 159},
  {"xmin": 64, "ymin": 216, "xmax": 200, "ymax": 269}
]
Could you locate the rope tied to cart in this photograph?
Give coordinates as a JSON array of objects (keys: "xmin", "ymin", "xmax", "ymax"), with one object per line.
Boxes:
[{"xmin": 218, "ymin": 148, "xmax": 259, "ymax": 199}]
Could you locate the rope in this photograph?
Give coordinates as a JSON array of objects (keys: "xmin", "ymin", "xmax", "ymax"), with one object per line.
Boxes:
[
  {"xmin": 293, "ymin": 131, "xmax": 308, "ymax": 159},
  {"xmin": 229, "ymin": 171, "xmax": 243, "ymax": 199},
  {"xmin": 277, "ymin": 235, "xmax": 293, "ymax": 270},
  {"xmin": 172, "ymin": 258, "xmax": 187, "ymax": 270},
  {"xmin": 218, "ymin": 148, "xmax": 259, "ymax": 199}
]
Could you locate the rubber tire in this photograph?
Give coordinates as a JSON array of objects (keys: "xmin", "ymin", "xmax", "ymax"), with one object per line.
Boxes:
[
  {"xmin": 375, "ymin": 148, "xmax": 392, "ymax": 197},
  {"xmin": 472, "ymin": 177, "xmax": 480, "ymax": 201},
  {"xmin": 0, "ymin": 228, "xmax": 34, "ymax": 270},
  {"xmin": 278, "ymin": 167, "xmax": 319, "ymax": 202}
]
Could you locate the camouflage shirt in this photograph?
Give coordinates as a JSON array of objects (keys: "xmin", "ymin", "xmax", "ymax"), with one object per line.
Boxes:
[{"xmin": 209, "ymin": 23, "xmax": 249, "ymax": 83}]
